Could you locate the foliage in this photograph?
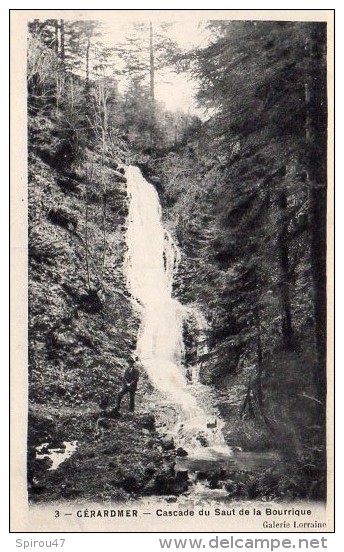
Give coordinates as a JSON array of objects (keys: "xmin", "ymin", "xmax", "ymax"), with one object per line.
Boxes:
[{"xmin": 152, "ymin": 21, "xmax": 327, "ymax": 498}]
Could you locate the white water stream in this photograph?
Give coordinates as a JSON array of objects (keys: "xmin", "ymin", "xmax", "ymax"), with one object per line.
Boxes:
[
  {"xmin": 36, "ymin": 441, "xmax": 78, "ymax": 471},
  {"xmin": 125, "ymin": 166, "xmax": 230, "ymax": 454}
]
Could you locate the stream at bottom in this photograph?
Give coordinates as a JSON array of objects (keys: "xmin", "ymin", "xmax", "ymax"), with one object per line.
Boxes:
[{"xmin": 176, "ymin": 449, "xmax": 280, "ymax": 500}]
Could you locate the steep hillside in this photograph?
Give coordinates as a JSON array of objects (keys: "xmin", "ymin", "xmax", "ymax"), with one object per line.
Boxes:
[{"xmin": 27, "ymin": 115, "xmax": 183, "ymax": 503}]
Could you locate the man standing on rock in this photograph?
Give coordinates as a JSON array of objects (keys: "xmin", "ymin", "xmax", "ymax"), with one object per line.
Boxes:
[{"xmin": 115, "ymin": 356, "xmax": 140, "ymax": 413}]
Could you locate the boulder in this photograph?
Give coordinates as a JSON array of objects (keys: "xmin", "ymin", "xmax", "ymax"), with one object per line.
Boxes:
[
  {"xmin": 138, "ymin": 413, "xmax": 156, "ymax": 431},
  {"xmin": 153, "ymin": 465, "xmax": 189, "ymax": 496},
  {"xmin": 154, "ymin": 473, "xmax": 174, "ymax": 494},
  {"xmin": 207, "ymin": 468, "xmax": 228, "ymax": 490},
  {"xmin": 195, "ymin": 431, "xmax": 208, "ymax": 447},
  {"xmin": 34, "ymin": 456, "xmax": 53, "ymax": 473},
  {"xmin": 142, "ymin": 480, "xmax": 156, "ymax": 495},
  {"xmin": 171, "ymin": 471, "xmax": 189, "ymax": 494},
  {"xmin": 144, "ymin": 463, "xmax": 156, "ymax": 479},
  {"xmin": 176, "ymin": 447, "xmax": 188, "ymax": 457},
  {"xmin": 175, "ymin": 470, "xmax": 188, "ymax": 483},
  {"xmin": 166, "ymin": 496, "xmax": 178, "ymax": 503},
  {"xmin": 121, "ymin": 475, "xmax": 142, "ymax": 493},
  {"xmin": 39, "ymin": 445, "xmax": 51, "ymax": 455},
  {"xmin": 49, "ymin": 439, "xmax": 66, "ymax": 449},
  {"xmin": 161, "ymin": 436, "xmax": 175, "ymax": 451}
]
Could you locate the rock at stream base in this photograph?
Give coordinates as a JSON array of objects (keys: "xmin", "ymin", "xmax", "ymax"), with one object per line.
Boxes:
[
  {"xmin": 175, "ymin": 470, "xmax": 188, "ymax": 483},
  {"xmin": 137, "ymin": 412, "xmax": 156, "ymax": 431},
  {"xmin": 195, "ymin": 432, "xmax": 208, "ymax": 447},
  {"xmin": 39, "ymin": 445, "xmax": 51, "ymax": 455},
  {"xmin": 173, "ymin": 470, "xmax": 189, "ymax": 494},
  {"xmin": 153, "ymin": 470, "xmax": 189, "ymax": 495},
  {"xmin": 161, "ymin": 436, "xmax": 175, "ymax": 451},
  {"xmin": 176, "ymin": 447, "xmax": 188, "ymax": 457},
  {"xmin": 34, "ymin": 456, "xmax": 53, "ymax": 473},
  {"xmin": 207, "ymin": 468, "xmax": 228, "ymax": 489},
  {"xmin": 121, "ymin": 475, "xmax": 140, "ymax": 492}
]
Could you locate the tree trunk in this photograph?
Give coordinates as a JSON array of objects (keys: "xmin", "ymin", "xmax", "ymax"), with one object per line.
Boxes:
[
  {"xmin": 149, "ymin": 22, "xmax": 155, "ymax": 102},
  {"xmin": 277, "ymin": 188, "xmax": 293, "ymax": 348},
  {"xmin": 149, "ymin": 22, "xmax": 155, "ymax": 146},
  {"xmin": 253, "ymin": 270, "xmax": 276, "ymax": 435},
  {"xmin": 305, "ymin": 25, "xmax": 327, "ymax": 404},
  {"xmin": 60, "ymin": 19, "xmax": 65, "ymax": 61},
  {"xmin": 85, "ymin": 36, "xmax": 91, "ymax": 91},
  {"xmin": 240, "ymin": 376, "xmax": 255, "ymax": 420},
  {"xmin": 54, "ymin": 20, "xmax": 59, "ymax": 55},
  {"xmin": 310, "ymin": 185, "xmax": 327, "ymax": 404},
  {"xmin": 85, "ymin": 196, "xmax": 91, "ymax": 292}
]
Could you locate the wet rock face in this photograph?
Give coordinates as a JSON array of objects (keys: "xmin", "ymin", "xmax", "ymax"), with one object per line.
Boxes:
[
  {"xmin": 173, "ymin": 471, "xmax": 189, "ymax": 494},
  {"xmin": 176, "ymin": 447, "xmax": 188, "ymax": 457},
  {"xmin": 161, "ymin": 436, "xmax": 175, "ymax": 451},
  {"xmin": 153, "ymin": 466, "xmax": 189, "ymax": 496},
  {"xmin": 175, "ymin": 470, "xmax": 188, "ymax": 483},
  {"xmin": 195, "ymin": 431, "xmax": 208, "ymax": 447},
  {"xmin": 135, "ymin": 162, "xmax": 164, "ymax": 195},
  {"xmin": 206, "ymin": 468, "xmax": 228, "ymax": 490}
]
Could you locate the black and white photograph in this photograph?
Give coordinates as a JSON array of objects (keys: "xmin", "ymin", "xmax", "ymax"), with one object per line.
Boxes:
[{"xmin": 10, "ymin": 9, "xmax": 334, "ymax": 532}]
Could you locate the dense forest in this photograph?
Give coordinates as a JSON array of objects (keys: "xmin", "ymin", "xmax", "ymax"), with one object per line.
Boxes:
[{"xmin": 27, "ymin": 18, "xmax": 328, "ymax": 503}]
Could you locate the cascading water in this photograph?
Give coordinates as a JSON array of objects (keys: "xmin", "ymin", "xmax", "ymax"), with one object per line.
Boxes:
[{"xmin": 125, "ymin": 166, "xmax": 230, "ymax": 454}]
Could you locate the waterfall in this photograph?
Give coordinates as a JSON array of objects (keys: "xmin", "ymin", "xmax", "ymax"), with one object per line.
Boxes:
[{"xmin": 125, "ymin": 166, "xmax": 229, "ymax": 453}]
